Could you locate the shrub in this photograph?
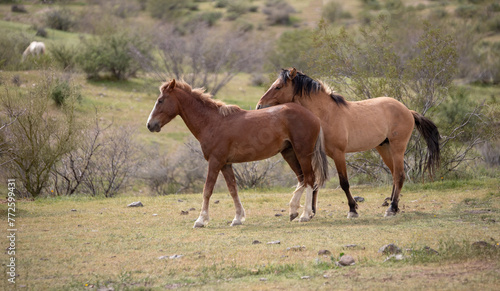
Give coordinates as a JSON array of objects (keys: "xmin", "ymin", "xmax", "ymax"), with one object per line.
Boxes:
[
  {"xmin": 0, "ymin": 73, "xmax": 81, "ymax": 198},
  {"xmin": 50, "ymin": 78, "xmax": 81, "ymax": 107},
  {"xmin": 51, "ymin": 43, "xmax": 77, "ymax": 71},
  {"xmin": 455, "ymin": 5, "xmax": 479, "ymax": 19},
  {"xmin": 76, "ymin": 31, "xmax": 153, "ymax": 80},
  {"xmin": 263, "ymin": 0, "xmax": 296, "ymax": 25},
  {"xmin": 45, "ymin": 9, "xmax": 74, "ymax": 31}
]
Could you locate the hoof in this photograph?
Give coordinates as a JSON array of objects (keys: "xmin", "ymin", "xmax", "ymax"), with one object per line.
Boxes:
[
  {"xmin": 299, "ymin": 216, "xmax": 311, "ymax": 222},
  {"xmin": 384, "ymin": 210, "xmax": 397, "ymax": 217},
  {"xmin": 230, "ymin": 220, "xmax": 242, "ymax": 226},
  {"xmin": 193, "ymin": 221, "xmax": 205, "ymax": 228},
  {"xmin": 347, "ymin": 212, "xmax": 359, "ymax": 218},
  {"xmin": 290, "ymin": 213, "xmax": 299, "ymax": 221}
]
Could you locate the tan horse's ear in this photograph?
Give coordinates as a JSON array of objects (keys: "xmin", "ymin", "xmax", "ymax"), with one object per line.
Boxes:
[
  {"xmin": 168, "ymin": 79, "xmax": 176, "ymax": 91},
  {"xmin": 289, "ymin": 68, "xmax": 297, "ymax": 80}
]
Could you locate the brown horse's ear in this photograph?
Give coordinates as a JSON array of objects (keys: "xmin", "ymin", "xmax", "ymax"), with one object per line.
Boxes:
[
  {"xmin": 168, "ymin": 79, "xmax": 176, "ymax": 91},
  {"xmin": 289, "ymin": 68, "xmax": 297, "ymax": 80}
]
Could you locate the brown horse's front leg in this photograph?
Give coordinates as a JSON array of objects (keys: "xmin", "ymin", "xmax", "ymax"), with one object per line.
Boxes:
[
  {"xmin": 221, "ymin": 164, "xmax": 246, "ymax": 226},
  {"xmin": 194, "ymin": 161, "xmax": 221, "ymax": 228}
]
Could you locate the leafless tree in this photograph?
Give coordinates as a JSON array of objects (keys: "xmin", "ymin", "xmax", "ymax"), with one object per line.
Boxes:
[{"xmin": 155, "ymin": 23, "xmax": 267, "ymax": 95}]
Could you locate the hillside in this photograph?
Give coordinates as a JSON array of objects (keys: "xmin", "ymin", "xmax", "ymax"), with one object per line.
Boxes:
[{"xmin": 0, "ymin": 0, "xmax": 499, "ymax": 197}]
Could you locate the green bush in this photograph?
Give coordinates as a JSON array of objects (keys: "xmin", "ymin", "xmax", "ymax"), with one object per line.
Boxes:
[
  {"xmin": 51, "ymin": 43, "xmax": 77, "ymax": 71},
  {"xmin": 45, "ymin": 9, "xmax": 74, "ymax": 31},
  {"xmin": 50, "ymin": 79, "xmax": 81, "ymax": 107},
  {"xmin": 76, "ymin": 32, "xmax": 153, "ymax": 80},
  {"xmin": 455, "ymin": 4, "xmax": 479, "ymax": 19}
]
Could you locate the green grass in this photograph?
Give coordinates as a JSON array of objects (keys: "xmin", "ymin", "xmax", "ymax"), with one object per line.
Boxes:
[{"xmin": 2, "ymin": 179, "xmax": 498, "ymax": 289}]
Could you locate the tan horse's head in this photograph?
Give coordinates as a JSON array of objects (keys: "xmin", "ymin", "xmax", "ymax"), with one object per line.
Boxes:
[
  {"xmin": 256, "ymin": 68, "xmax": 298, "ymax": 109},
  {"xmin": 147, "ymin": 79, "xmax": 180, "ymax": 132}
]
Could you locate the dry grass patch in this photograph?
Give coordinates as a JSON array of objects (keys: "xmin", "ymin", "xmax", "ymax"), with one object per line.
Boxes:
[{"xmin": 2, "ymin": 179, "xmax": 499, "ymax": 289}]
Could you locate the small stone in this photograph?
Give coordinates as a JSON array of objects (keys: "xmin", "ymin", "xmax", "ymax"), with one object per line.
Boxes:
[
  {"xmin": 158, "ymin": 254, "xmax": 183, "ymax": 260},
  {"xmin": 189, "ymin": 207, "xmax": 196, "ymax": 211},
  {"xmin": 267, "ymin": 240, "xmax": 280, "ymax": 244},
  {"xmin": 378, "ymin": 243, "xmax": 401, "ymax": 255},
  {"xmin": 423, "ymin": 246, "xmax": 439, "ymax": 255},
  {"xmin": 127, "ymin": 201, "xmax": 143, "ymax": 207},
  {"xmin": 318, "ymin": 249, "xmax": 331, "ymax": 255},
  {"xmin": 353, "ymin": 196, "xmax": 365, "ymax": 202},
  {"xmin": 177, "ymin": 199, "xmax": 184, "ymax": 202},
  {"xmin": 71, "ymin": 209, "xmax": 77, "ymax": 212},
  {"xmin": 287, "ymin": 245, "xmax": 306, "ymax": 251},
  {"xmin": 472, "ymin": 241, "xmax": 493, "ymax": 249},
  {"xmin": 336, "ymin": 255, "xmax": 355, "ymax": 266},
  {"xmin": 152, "ymin": 213, "xmax": 158, "ymax": 216},
  {"xmin": 275, "ymin": 213, "xmax": 283, "ymax": 217},
  {"xmin": 252, "ymin": 240, "xmax": 262, "ymax": 245},
  {"xmin": 259, "ymin": 278, "xmax": 267, "ymax": 281},
  {"xmin": 301, "ymin": 276, "xmax": 310, "ymax": 279},
  {"xmin": 214, "ymin": 200, "xmax": 220, "ymax": 204},
  {"xmin": 382, "ymin": 197, "xmax": 391, "ymax": 207},
  {"xmin": 180, "ymin": 210, "xmax": 189, "ymax": 215},
  {"xmin": 383, "ymin": 254, "xmax": 404, "ymax": 262}
]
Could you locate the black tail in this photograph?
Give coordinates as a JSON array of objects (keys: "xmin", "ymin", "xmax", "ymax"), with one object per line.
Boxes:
[{"xmin": 411, "ymin": 111, "xmax": 440, "ymax": 176}]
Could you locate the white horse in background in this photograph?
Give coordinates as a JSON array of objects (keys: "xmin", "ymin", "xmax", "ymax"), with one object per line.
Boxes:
[{"xmin": 22, "ymin": 41, "xmax": 46, "ymax": 62}]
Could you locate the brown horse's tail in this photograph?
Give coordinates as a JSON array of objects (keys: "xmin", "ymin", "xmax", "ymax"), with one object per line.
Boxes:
[
  {"xmin": 411, "ymin": 111, "xmax": 440, "ymax": 176},
  {"xmin": 312, "ymin": 127, "xmax": 329, "ymax": 188}
]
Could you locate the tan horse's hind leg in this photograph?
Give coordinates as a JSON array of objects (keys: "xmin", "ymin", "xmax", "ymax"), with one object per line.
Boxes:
[
  {"xmin": 384, "ymin": 143, "xmax": 407, "ymax": 217},
  {"xmin": 221, "ymin": 164, "xmax": 246, "ymax": 226}
]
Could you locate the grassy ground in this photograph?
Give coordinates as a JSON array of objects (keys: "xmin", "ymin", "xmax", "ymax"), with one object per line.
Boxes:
[{"xmin": 1, "ymin": 179, "xmax": 498, "ymax": 290}]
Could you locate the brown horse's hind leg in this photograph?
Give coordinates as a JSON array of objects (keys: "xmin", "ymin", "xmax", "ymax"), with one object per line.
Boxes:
[
  {"xmin": 331, "ymin": 151, "xmax": 358, "ymax": 218},
  {"xmin": 281, "ymin": 147, "xmax": 307, "ymax": 221},
  {"xmin": 221, "ymin": 164, "xmax": 246, "ymax": 226}
]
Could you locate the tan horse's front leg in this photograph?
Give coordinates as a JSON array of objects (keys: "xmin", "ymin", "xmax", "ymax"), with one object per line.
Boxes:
[
  {"xmin": 221, "ymin": 164, "xmax": 246, "ymax": 226},
  {"xmin": 194, "ymin": 162, "xmax": 221, "ymax": 228}
]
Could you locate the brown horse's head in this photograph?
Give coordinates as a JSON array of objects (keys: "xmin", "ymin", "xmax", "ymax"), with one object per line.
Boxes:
[
  {"xmin": 256, "ymin": 68, "xmax": 298, "ymax": 109},
  {"xmin": 147, "ymin": 79, "xmax": 180, "ymax": 132}
]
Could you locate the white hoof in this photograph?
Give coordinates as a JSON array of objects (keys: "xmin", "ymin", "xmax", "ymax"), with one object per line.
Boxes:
[
  {"xmin": 347, "ymin": 212, "xmax": 359, "ymax": 218},
  {"xmin": 193, "ymin": 221, "xmax": 205, "ymax": 228},
  {"xmin": 384, "ymin": 210, "xmax": 397, "ymax": 217},
  {"xmin": 230, "ymin": 219, "xmax": 243, "ymax": 226},
  {"xmin": 299, "ymin": 216, "xmax": 311, "ymax": 222}
]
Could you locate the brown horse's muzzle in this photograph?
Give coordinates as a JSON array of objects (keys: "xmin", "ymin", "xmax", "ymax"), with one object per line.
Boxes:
[{"xmin": 147, "ymin": 121, "xmax": 161, "ymax": 132}]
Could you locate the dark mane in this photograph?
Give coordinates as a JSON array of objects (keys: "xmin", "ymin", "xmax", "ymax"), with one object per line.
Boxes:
[
  {"xmin": 161, "ymin": 80, "xmax": 242, "ymax": 116},
  {"xmin": 279, "ymin": 69, "xmax": 347, "ymax": 107}
]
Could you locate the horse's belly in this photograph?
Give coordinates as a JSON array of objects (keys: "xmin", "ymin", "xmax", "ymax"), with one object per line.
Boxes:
[{"xmin": 226, "ymin": 138, "xmax": 288, "ymax": 163}]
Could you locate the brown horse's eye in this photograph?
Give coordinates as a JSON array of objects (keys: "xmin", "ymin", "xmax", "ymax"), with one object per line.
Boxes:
[
  {"xmin": 158, "ymin": 99, "xmax": 163, "ymax": 104},
  {"xmin": 275, "ymin": 86, "xmax": 281, "ymax": 90}
]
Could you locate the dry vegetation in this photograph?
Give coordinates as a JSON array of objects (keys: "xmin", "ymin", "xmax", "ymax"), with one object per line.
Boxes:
[
  {"xmin": 0, "ymin": 0, "xmax": 500, "ymax": 289},
  {"xmin": 4, "ymin": 179, "xmax": 499, "ymax": 289}
]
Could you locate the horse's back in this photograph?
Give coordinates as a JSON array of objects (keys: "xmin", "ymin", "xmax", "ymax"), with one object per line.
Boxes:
[{"xmin": 343, "ymin": 97, "xmax": 414, "ymax": 152}]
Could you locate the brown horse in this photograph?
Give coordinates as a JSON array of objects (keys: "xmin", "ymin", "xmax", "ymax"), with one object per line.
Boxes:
[
  {"xmin": 256, "ymin": 68, "xmax": 440, "ymax": 217},
  {"xmin": 147, "ymin": 79, "xmax": 328, "ymax": 227}
]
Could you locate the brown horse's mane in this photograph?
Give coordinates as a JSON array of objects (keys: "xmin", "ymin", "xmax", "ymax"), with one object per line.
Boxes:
[
  {"xmin": 161, "ymin": 80, "xmax": 242, "ymax": 117},
  {"xmin": 279, "ymin": 69, "xmax": 347, "ymax": 107}
]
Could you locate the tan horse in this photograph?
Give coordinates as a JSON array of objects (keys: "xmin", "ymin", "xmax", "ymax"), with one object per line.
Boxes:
[
  {"xmin": 22, "ymin": 41, "xmax": 46, "ymax": 62},
  {"xmin": 147, "ymin": 79, "xmax": 328, "ymax": 227},
  {"xmin": 256, "ymin": 68, "xmax": 440, "ymax": 217}
]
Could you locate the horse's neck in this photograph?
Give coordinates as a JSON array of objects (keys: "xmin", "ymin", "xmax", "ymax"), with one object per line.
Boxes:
[{"xmin": 177, "ymin": 92, "xmax": 222, "ymax": 140}]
